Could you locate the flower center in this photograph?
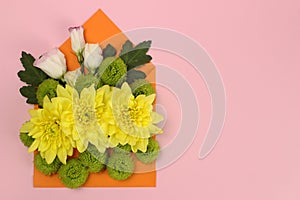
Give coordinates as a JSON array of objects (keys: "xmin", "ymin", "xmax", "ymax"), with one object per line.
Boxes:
[
  {"xmin": 114, "ymin": 105, "xmax": 134, "ymax": 131},
  {"xmin": 45, "ymin": 122, "xmax": 59, "ymax": 135},
  {"xmin": 74, "ymin": 101, "xmax": 96, "ymax": 126},
  {"xmin": 128, "ymin": 100, "xmax": 151, "ymax": 127}
]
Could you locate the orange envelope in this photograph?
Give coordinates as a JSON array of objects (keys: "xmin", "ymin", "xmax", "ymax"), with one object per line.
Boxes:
[{"xmin": 34, "ymin": 9, "xmax": 156, "ymax": 187}]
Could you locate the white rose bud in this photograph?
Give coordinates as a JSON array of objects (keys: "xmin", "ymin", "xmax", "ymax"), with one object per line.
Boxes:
[
  {"xmin": 69, "ymin": 26, "xmax": 85, "ymax": 54},
  {"xmin": 83, "ymin": 43, "xmax": 103, "ymax": 74},
  {"xmin": 63, "ymin": 68, "xmax": 81, "ymax": 87},
  {"xmin": 34, "ymin": 48, "xmax": 67, "ymax": 79}
]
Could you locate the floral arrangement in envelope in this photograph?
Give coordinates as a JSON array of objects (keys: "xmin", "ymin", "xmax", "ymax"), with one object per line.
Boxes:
[{"xmin": 18, "ymin": 10, "xmax": 164, "ymax": 188}]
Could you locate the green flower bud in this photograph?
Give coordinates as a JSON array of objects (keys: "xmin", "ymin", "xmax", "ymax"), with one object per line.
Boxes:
[
  {"xmin": 58, "ymin": 158, "xmax": 89, "ymax": 189},
  {"xmin": 75, "ymin": 74, "xmax": 99, "ymax": 94},
  {"xmin": 19, "ymin": 132, "xmax": 34, "ymax": 147},
  {"xmin": 36, "ymin": 79, "xmax": 59, "ymax": 106},
  {"xmin": 34, "ymin": 153, "xmax": 62, "ymax": 176},
  {"xmin": 99, "ymin": 57, "xmax": 127, "ymax": 86},
  {"xmin": 113, "ymin": 143, "xmax": 132, "ymax": 154},
  {"xmin": 130, "ymin": 79, "xmax": 155, "ymax": 97},
  {"xmin": 79, "ymin": 144, "xmax": 108, "ymax": 173},
  {"xmin": 107, "ymin": 153, "xmax": 134, "ymax": 180},
  {"xmin": 135, "ymin": 138, "xmax": 160, "ymax": 164}
]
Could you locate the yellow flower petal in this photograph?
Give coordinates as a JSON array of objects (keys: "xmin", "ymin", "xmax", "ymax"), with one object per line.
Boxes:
[
  {"xmin": 28, "ymin": 139, "xmax": 40, "ymax": 152},
  {"xmin": 20, "ymin": 121, "xmax": 34, "ymax": 133},
  {"xmin": 57, "ymin": 148, "xmax": 67, "ymax": 164},
  {"xmin": 45, "ymin": 148, "xmax": 57, "ymax": 164},
  {"xmin": 151, "ymin": 112, "xmax": 164, "ymax": 124}
]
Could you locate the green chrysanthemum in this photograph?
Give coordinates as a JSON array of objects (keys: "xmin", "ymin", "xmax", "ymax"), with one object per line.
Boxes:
[
  {"xmin": 135, "ymin": 138, "xmax": 160, "ymax": 164},
  {"xmin": 58, "ymin": 158, "xmax": 89, "ymax": 189},
  {"xmin": 19, "ymin": 132, "xmax": 34, "ymax": 147},
  {"xmin": 107, "ymin": 153, "xmax": 135, "ymax": 180},
  {"xmin": 75, "ymin": 74, "xmax": 99, "ymax": 94},
  {"xmin": 130, "ymin": 79, "xmax": 155, "ymax": 97},
  {"xmin": 113, "ymin": 144, "xmax": 132, "ymax": 154},
  {"xmin": 99, "ymin": 57, "xmax": 127, "ymax": 86},
  {"xmin": 79, "ymin": 144, "xmax": 108, "ymax": 173},
  {"xmin": 36, "ymin": 79, "xmax": 59, "ymax": 106},
  {"xmin": 34, "ymin": 153, "xmax": 62, "ymax": 175}
]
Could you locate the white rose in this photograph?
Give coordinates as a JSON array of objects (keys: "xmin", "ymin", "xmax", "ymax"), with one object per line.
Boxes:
[
  {"xmin": 34, "ymin": 48, "xmax": 67, "ymax": 79},
  {"xmin": 83, "ymin": 43, "xmax": 103, "ymax": 74},
  {"xmin": 63, "ymin": 68, "xmax": 81, "ymax": 87},
  {"xmin": 69, "ymin": 26, "xmax": 85, "ymax": 54}
]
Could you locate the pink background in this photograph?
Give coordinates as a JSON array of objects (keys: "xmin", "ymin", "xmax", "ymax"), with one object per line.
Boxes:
[{"xmin": 1, "ymin": 0, "xmax": 300, "ymax": 199}]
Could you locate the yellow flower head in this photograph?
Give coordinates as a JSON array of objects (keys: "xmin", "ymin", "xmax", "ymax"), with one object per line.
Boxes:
[
  {"xmin": 23, "ymin": 95, "xmax": 76, "ymax": 164},
  {"xmin": 72, "ymin": 85, "xmax": 109, "ymax": 153},
  {"xmin": 97, "ymin": 82, "xmax": 163, "ymax": 152}
]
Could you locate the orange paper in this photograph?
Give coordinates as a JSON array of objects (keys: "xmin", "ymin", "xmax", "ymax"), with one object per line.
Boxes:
[{"xmin": 33, "ymin": 9, "xmax": 156, "ymax": 187}]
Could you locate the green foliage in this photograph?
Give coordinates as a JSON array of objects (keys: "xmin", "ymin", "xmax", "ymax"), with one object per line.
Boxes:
[
  {"xmin": 19, "ymin": 132, "xmax": 34, "ymax": 147},
  {"xmin": 36, "ymin": 79, "xmax": 59, "ymax": 106},
  {"xmin": 20, "ymin": 86, "xmax": 38, "ymax": 104},
  {"xmin": 79, "ymin": 144, "xmax": 108, "ymax": 173},
  {"xmin": 126, "ymin": 69, "xmax": 146, "ymax": 84},
  {"xmin": 107, "ymin": 153, "xmax": 135, "ymax": 180},
  {"xmin": 135, "ymin": 138, "xmax": 160, "ymax": 164},
  {"xmin": 58, "ymin": 158, "xmax": 89, "ymax": 189},
  {"xmin": 18, "ymin": 52, "xmax": 49, "ymax": 104},
  {"xmin": 103, "ymin": 44, "xmax": 116, "ymax": 58},
  {"xmin": 130, "ymin": 79, "xmax": 155, "ymax": 97},
  {"xmin": 34, "ymin": 153, "xmax": 62, "ymax": 176},
  {"xmin": 120, "ymin": 40, "xmax": 152, "ymax": 70},
  {"xmin": 18, "ymin": 52, "xmax": 48, "ymax": 86}
]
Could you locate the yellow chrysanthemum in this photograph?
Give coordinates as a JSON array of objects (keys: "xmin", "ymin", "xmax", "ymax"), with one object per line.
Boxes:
[
  {"xmin": 56, "ymin": 85, "xmax": 86, "ymax": 152},
  {"xmin": 72, "ymin": 85, "xmax": 109, "ymax": 153},
  {"xmin": 95, "ymin": 85, "xmax": 116, "ymax": 145},
  {"xmin": 96, "ymin": 83, "xmax": 163, "ymax": 152},
  {"xmin": 22, "ymin": 96, "xmax": 76, "ymax": 164}
]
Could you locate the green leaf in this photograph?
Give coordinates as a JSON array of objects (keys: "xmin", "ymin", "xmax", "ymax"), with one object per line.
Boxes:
[
  {"xmin": 17, "ymin": 52, "xmax": 48, "ymax": 86},
  {"xmin": 20, "ymin": 85, "xmax": 38, "ymax": 104},
  {"xmin": 120, "ymin": 40, "xmax": 152, "ymax": 70},
  {"xmin": 126, "ymin": 69, "xmax": 146, "ymax": 84},
  {"xmin": 103, "ymin": 44, "xmax": 116, "ymax": 58}
]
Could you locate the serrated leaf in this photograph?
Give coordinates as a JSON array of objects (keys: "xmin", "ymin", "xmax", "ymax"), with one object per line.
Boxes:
[
  {"xmin": 103, "ymin": 44, "xmax": 117, "ymax": 58},
  {"xmin": 120, "ymin": 40, "xmax": 152, "ymax": 70},
  {"xmin": 20, "ymin": 85, "xmax": 38, "ymax": 104},
  {"xmin": 18, "ymin": 52, "xmax": 48, "ymax": 86},
  {"xmin": 126, "ymin": 69, "xmax": 146, "ymax": 84}
]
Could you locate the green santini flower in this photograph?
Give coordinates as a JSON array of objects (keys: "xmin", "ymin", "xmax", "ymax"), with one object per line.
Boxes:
[
  {"xmin": 113, "ymin": 143, "xmax": 132, "ymax": 154},
  {"xmin": 130, "ymin": 79, "xmax": 155, "ymax": 97},
  {"xmin": 19, "ymin": 132, "xmax": 34, "ymax": 147},
  {"xmin": 98, "ymin": 57, "xmax": 127, "ymax": 86},
  {"xmin": 34, "ymin": 153, "xmax": 62, "ymax": 175},
  {"xmin": 107, "ymin": 153, "xmax": 135, "ymax": 180},
  {"xmin": 36, "ymin": 79, "xmax": 59, "ymax": 106},
  {"xmin": 79, "ymin": 144, "xmax": 108, "ymax": 173},
  {"xmin": 58, "ymin": 158, "xmax": 89, "ymax": 189},
  {"xmin": 135, "ymin": 138, "xmax": 160, "ymax": 164}
]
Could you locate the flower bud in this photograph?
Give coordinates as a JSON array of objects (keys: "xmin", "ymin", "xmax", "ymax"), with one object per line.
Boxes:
[
  {"xmin": 69, "ymin": 26, "xmax": 85, "ymax": 54},
  {"xmin": 63, "ymin": 68, "xmax": 81, "ymax": 87},
  {"xmin": 34, "ymin": 48, "xmax": 67, "ymax": 79},
  {"xmin": 83, "ymin": 43, "xmax": 103, "ymax": 74}
]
